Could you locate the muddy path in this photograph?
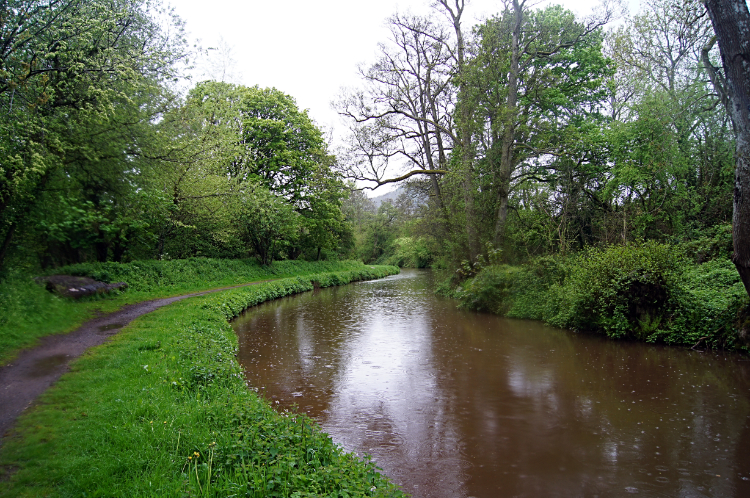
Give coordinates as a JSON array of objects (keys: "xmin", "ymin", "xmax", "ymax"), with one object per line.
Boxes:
[{"xmin": 0, "ymin": 281, "xmax": 270, "ymax": 442}]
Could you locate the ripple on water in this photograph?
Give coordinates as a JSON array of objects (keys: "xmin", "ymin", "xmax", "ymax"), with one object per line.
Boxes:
[{"xmin": 231, "ymin": 269, "xmax": 750, "ymax": 498}]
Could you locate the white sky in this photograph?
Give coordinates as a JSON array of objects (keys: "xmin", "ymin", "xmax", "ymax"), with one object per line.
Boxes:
[{"xmin": 173, "ymin": 0, "xmax": 640, "ymax": 142}]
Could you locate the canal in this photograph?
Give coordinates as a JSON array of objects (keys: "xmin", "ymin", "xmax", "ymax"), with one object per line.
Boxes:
[{"xmin": 232, "ymin": 269, "xmax": 750, "ymax": 497}]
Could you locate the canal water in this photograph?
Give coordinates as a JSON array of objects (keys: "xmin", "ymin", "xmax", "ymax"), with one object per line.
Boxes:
[{"xmin": 232, "ymin": 269, "xmax": 750, "ymax": 497}]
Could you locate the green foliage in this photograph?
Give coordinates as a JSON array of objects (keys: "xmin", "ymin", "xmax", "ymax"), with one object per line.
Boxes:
[
  {"xmin": 455, "ymin": 243, "xmax": 748, "ymax": 349},
  {"xmin": 387, "ymin": 237, "xmax": 433, "ymax": 268},
  {"xmin": 233, "ymin": 184, "xmax": 300, "ymax": 265},
  {"xmin": 665, "ymin": 258, "xmax": 746, "ymax": 348},
  {"xmin": 0, "ymin": 269, "xmax": 403, "ymax": 497},
  {"xmin": 678, "ymin": 223, "xmax": 733, "ymax": 263},
  {"xmin": 0, "ymin": 274, "xmax": 93, "ymax": 363},
  {"xmin": 547, "ymin": 242, "xmax": 682, "ymax": 338},
  {"xmin": 51, "ymin": 258, "xmax": 368, "ymax": 293},
  {"xmin": 454, "ymin": 255, "xmax": 566, "ymax": 319},
  {"xmin": 0, "ymin": 258, "xmax": 371, "ymax": 362},
  {"xmin": 456, "ymin": 265, "xmax": 527, "ymax": 315},
  {"xmin": 0, "ymin": 0, "xmax": 187, "ymax": 270},
  {"xmin": 307, "ymin": 266, "xmax": 399, "ymax": 288}
]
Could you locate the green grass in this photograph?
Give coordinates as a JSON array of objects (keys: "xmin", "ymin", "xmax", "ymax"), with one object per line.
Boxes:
[
  {"xmin": 0, "ymin": 258, "xmax": 370, "ymax": 364},
  {"xmin": 0, "ymin": 266, "xmax": 403, "ymax": 497}
]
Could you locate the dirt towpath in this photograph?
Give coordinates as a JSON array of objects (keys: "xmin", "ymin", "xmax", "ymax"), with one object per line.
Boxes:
[{"xmin": 0, "ymin": 281, "xmax": 269, "ymax": 442}]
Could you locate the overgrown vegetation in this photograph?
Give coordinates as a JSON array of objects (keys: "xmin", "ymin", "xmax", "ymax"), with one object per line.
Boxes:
[
  {"xmin": 0, "ymin": 267, "xmax": 402, "ymax": 497},
  {"xmin": 452, "ymin": 242, "xmax": 748, "ymax": 350},
  {"xmin": 331, "ymin": 0, "xmax": 750, "ymax": 353}
]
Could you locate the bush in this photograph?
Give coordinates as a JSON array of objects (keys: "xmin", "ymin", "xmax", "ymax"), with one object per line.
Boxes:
[
  {"xmin": 546, "ymin": 242, "xmax": 682, "ymax": 339},
  {"xmin": 457, "ymin": 265, "xmax": 526, "ymax": 315},
  {"xmin": 455, "ymin": 242, "xmax": 748, "ymax": 350},
  {"xmin": 387, "ymin": 237, "xmax": 433, "ymax": 268},
  {"xmin": 666, "ymin": 258, "xmax": 746, "ymax": 348},
  {"xmin": 454, "ymin": 255, "xmax": 567, "ymax": 321},
  {"xmin": 678, "ymin": 222, "xmax": 733, "ymax": 263}
]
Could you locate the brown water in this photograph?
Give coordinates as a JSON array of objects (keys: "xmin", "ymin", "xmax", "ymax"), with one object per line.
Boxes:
[{"xmin": 232, "ymin": 269, "xmax": 750, "ymax": 498}]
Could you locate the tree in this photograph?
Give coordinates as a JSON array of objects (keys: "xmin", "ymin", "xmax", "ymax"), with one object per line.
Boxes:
[
  {"xmin": 336, "ymin": 2, "xmax": 482, "ymax": 260},
  {"xmin": 181, "ymin": 81, "xmax": 351, "ymax": 261},
  {"xmin": 0, "ymin": 0, "xmax": 187, "ymax": 269},
  {"xmin": 602, "ymin": 0, "xmax": 730, "ymax": 241},
  {"xmin": 702, "ymin": 0, "xmax": 750, "ymax": 296},
  {"xmin": 436, "ymin": 0, "xmax": 482, "ymax": 261},
  {"xmin": 189, "ymin": 82, "xmax": 331, "ymax": 203},
  {"xmin": 336, "ymin": 13, "xmax": 454, "ymax": 206},
  {"xmin": 233, "ymin": 183, "xmax": 299, "ymax": 265},
  {"xmin": 467, "ymin": 1, "xmax": 612, "ymax": 248}
]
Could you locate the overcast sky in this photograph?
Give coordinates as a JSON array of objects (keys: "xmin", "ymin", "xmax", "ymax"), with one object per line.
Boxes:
[{"xmin": 173, "ymin": 0, "xmax": 640, "ymax": 142}]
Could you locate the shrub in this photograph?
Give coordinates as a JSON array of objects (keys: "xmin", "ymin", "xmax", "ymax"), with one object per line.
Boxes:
[
  {"xmin": 457, "ymin": 265, "xmax": 525, "ymax": 315},
  {"xmin": 547, "ymin": 242, "xmax": 683, "ymax": 339},
  {"xmin": 455, "ymin": 242, "xmax": 748, "ymax": 350},
  {"xmin": 665, "ymin": 258, "xmax": 746, "ymax": 348}
]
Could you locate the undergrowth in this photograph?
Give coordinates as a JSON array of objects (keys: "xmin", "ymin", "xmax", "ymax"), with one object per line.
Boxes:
[
  {"xmin": 0, "ymin": 266, "xmax": 402, "ymax": 497},
  {"xmin": 453, "ymin": 242, "xmax": 748, "ymax": 351}
]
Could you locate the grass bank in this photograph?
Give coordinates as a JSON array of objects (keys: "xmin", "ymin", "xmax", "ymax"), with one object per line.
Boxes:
[
  {"xmin": 0, "ymin": 258, "xmax": 369, "ymax": 364},
  {"xmin": 0, "ymin": 265, "xmax": 403, "ymax": 497},
  {"xmin": 449, "ymin": 242, "xmax": 749, "ymax": 351}
]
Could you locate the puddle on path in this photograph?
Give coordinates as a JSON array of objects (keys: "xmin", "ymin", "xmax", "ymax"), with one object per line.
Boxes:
[
  {"xmin": 98, "ymin": 323, "xmax": 125, "ymax": 332},
  {"xmin": 28, "ymin": 354, "xmax": 69, "ymax": 378}
]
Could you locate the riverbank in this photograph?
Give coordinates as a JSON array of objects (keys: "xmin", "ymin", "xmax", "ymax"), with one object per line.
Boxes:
[
  {"xmin": 0, "ymin": 258, "xmax": 369, "ymax": 364},
  {"xmin": 448, "ymin": 242, "xmax": 749, "ymax": 352},
  {"xmin": 232, "ymin": 269, "xmax": 750, "ymax": 497},
  {"xmin": 0, "ymin": 265, "xmax": 403, "ymax": 497}
]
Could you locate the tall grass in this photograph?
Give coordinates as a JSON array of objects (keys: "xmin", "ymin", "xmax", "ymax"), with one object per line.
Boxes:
[{"xmin": 0, "ymin": 276, "xmax": 93, "ymax": 363}]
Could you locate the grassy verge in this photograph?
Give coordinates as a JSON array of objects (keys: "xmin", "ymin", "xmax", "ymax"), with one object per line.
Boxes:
[
  {"xmin": 0, "ymin": 258, "xmax": 369, "ymax": 364},
  {"xmin": 0, "ymin": 266, "xmax": 402, "ymax": 497}
]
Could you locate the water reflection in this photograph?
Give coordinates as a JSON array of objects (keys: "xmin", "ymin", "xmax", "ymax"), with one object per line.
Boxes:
[{"xmin": 233, "ymin": 270, "xmax": 750, "ymax": 498}]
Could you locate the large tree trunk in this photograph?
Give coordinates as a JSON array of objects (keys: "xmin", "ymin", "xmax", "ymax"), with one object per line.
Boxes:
[
  {"xmin": 493, "ymin": 0, "xmax": 524, "ymax": 249},
  {"xmin": 439, "ymin": 0, "xmax": 481, "ymax": 262},
  {"xmin": 704, "ymin": 0, "xmax": 750, "ymax": 296}
]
